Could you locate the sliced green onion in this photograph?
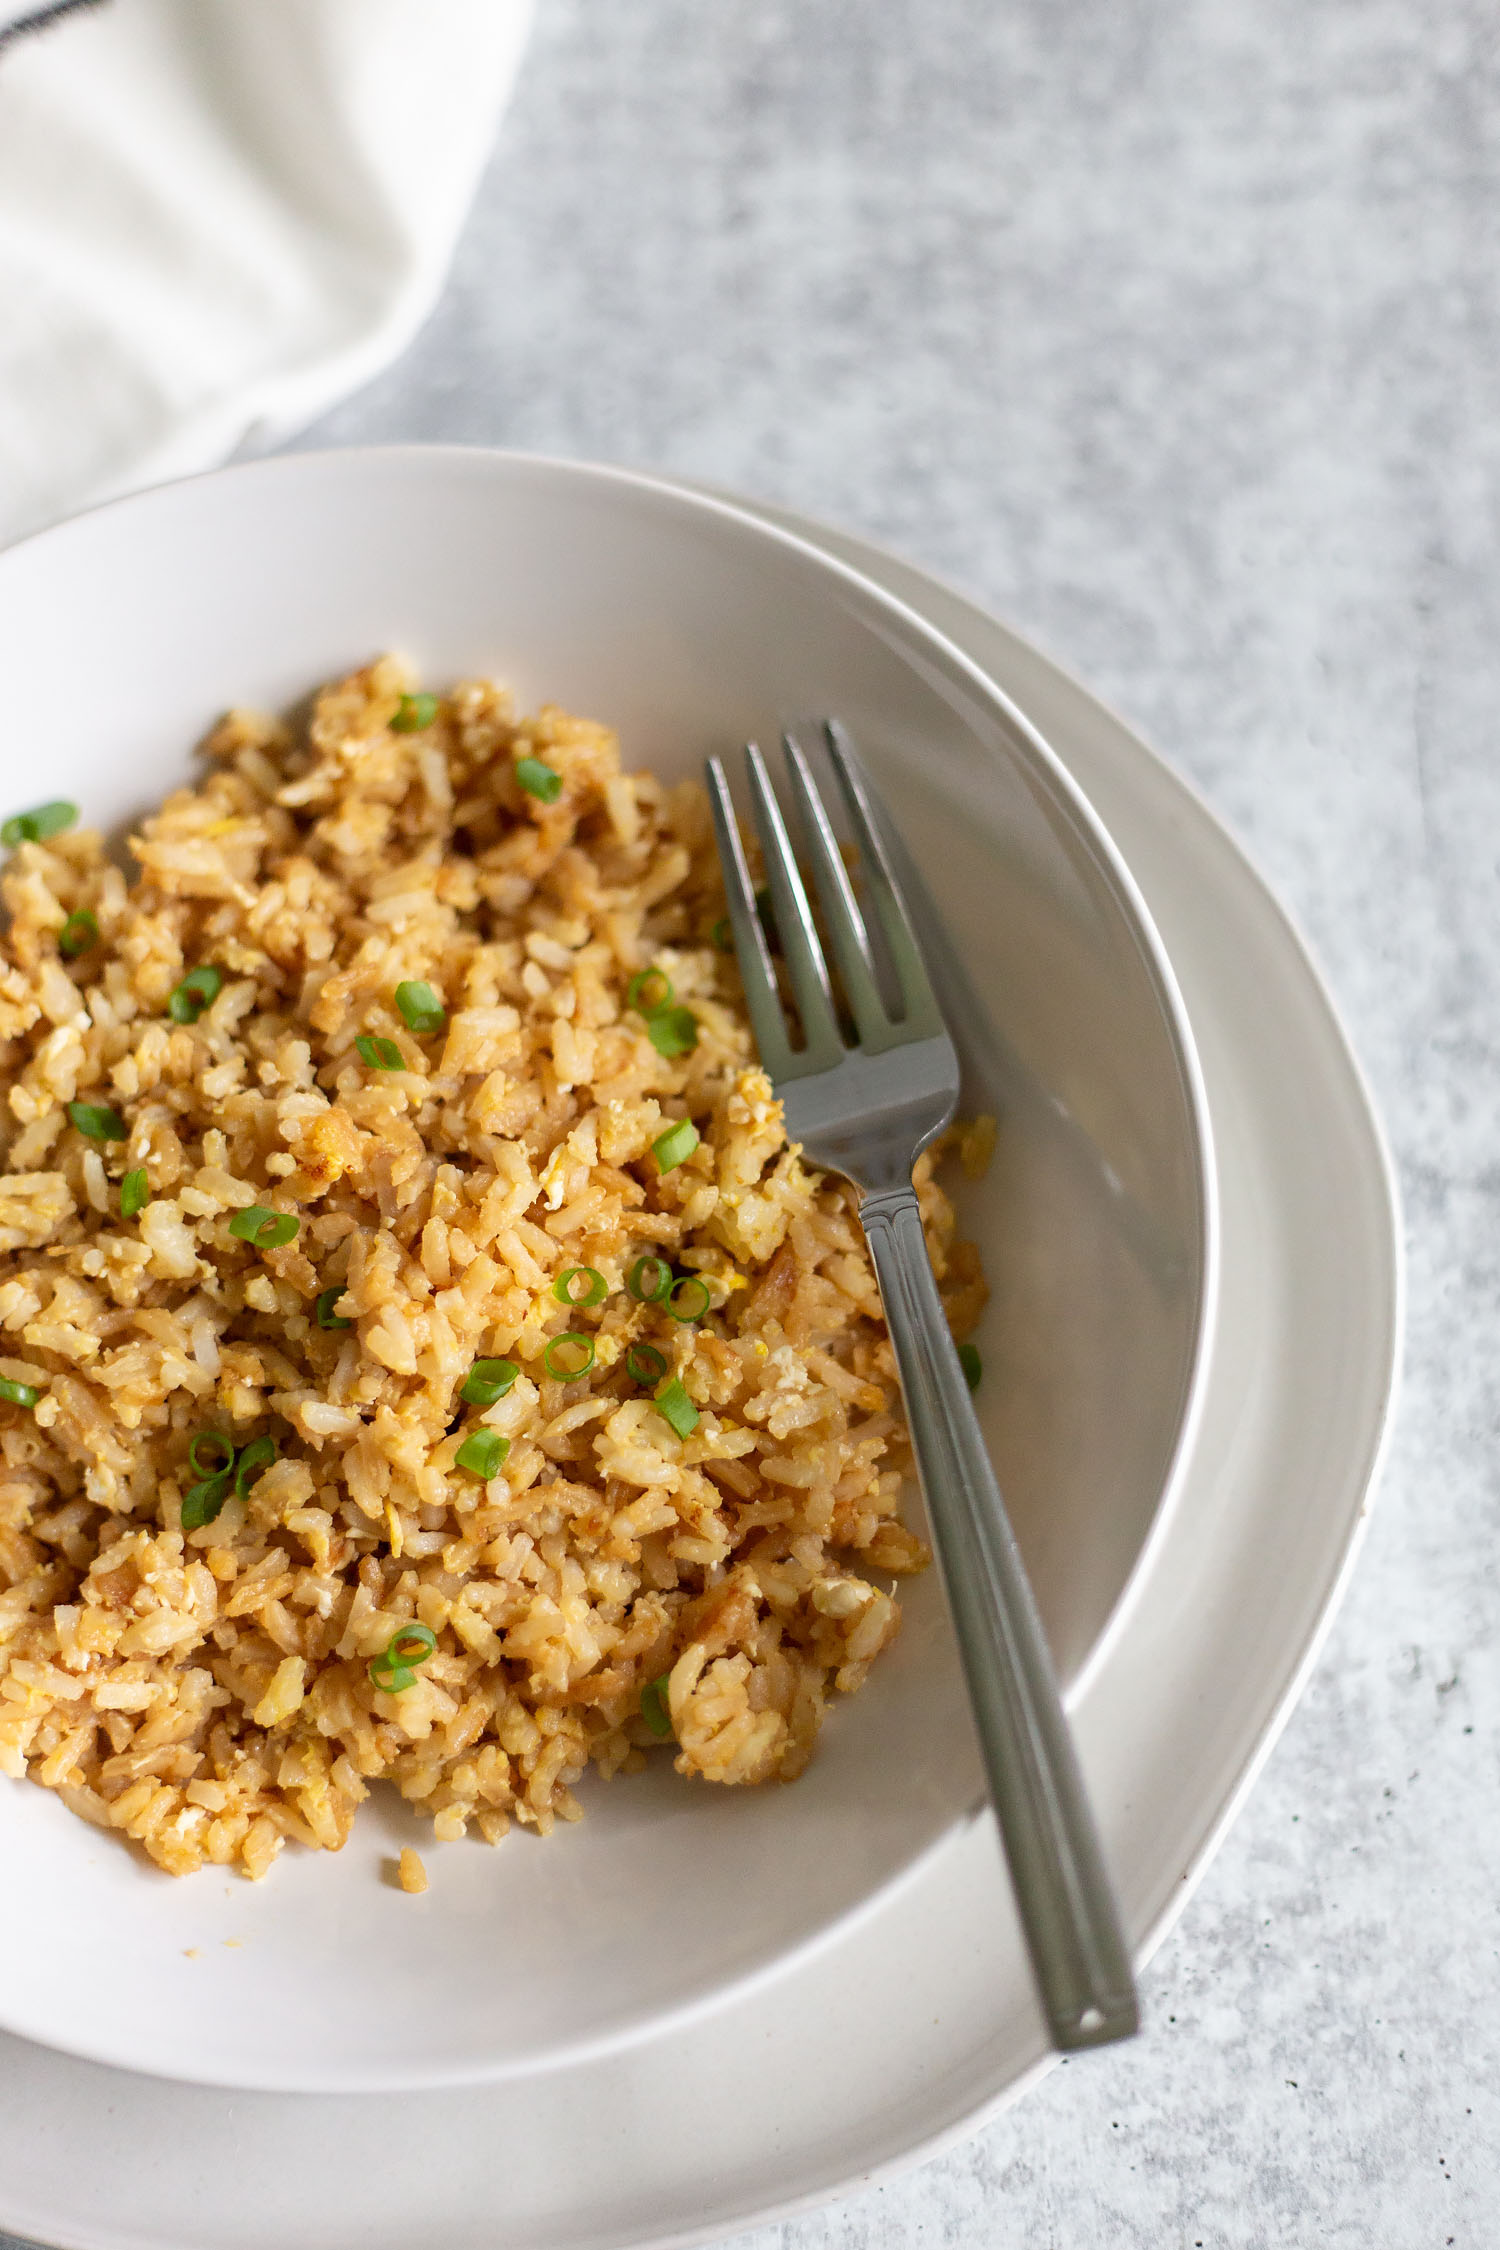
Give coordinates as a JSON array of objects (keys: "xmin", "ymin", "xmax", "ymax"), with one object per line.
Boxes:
[
  {"xmin": 626, "ymin": 1255, "xmax": 673, "ymax": 1304},
  {"xmin": 395, "ymin": 979, "xmax": 445, "ymax": 1034},
  {"xmin": 2, "ymin": 801, "xmax": 77, "ymax": 849},
  {"xmin": 544, "ymin": 1333, "xmax": 595, "ymax": 1381},
  {"xmin": 67, "ymin": 1101, "xmax": 126, "ymax": 1142},
  {"xmin": 711, "ymin": 917, "xmax": 733, "ymax": 953},
  {"xmin": 188, "ymin": 1430, "xmax": 235, "ymax": 1480},
  {"xmin": 59, "ymin": 911, "xmax": 98, "ymax": 959},
  {"xmin": 515, "ymin": 755, "xmax": 563, "ymax": 804},
  {"xmin": 234, "ymin": 1432, "xmax": 277, "ymax": 1498},
  {"xmin": 456, "ymin": 1428, "xmax": 510, "ymax": 1479},
  {"xmin": 167, "ymin": 964, "xmax": 222, "ymax": 1025},
  {"xmin": 652, "ymin": 1119, "xmax": 699, "ymax": 1174},
  {"xmin": 645, "ymin": 1006, "xmax": 698, "ymax": 1059},
  {"xmin": 626, "ymin": 1342, "xmax": 668, "ymax": 1387},
  {"xmin": 315, "ymin": 1285, "xmax": 353, "ymax": 1329},
  {"xmin": 119, "ymin": 1167, "xmax": 150, "ymax": 1219},
  {"xmin": 627, "ymin": 968, "xmax": 674, "ymax": 1016},
  {"xmin": 356, "ymin": 1034, "xmax": 405, "ymax": 1071},
  {"xmin": 181, "ymin": 1470, "xmax": 232, "ymax": 1532},
  {"xmin": 639, "ymin": 1672, "xmax": 673, "ymax": 1739},
  {"xmin": 958, "ymin": 1342, "xmax": 982, "ymax": 1392},
  {"xmin": 653, "ymin": 1376, "xmax": 699, "ymax": 1439},
  {"xmin": 625, "ymin": 969, "xmax": 698, "ymax": 1059},
  {"xmin": 390, "ymin": 692, "xmax": 439, "ymax": 734},
  {"xmin": 460, "ymin": 1357, "xmax": 518, "ymax": 1407},
  {"xmin": 369, "ymin": 1621, "xmax": 437, "ymax": 1692},
  {"xmin": 0, "ymin": 1379, "xmax": 39, "ymax": 1410},
  {"xmin": 667, "ymin": 1275, "xmax": 710, "ymax": 1323},
  {"xmin": 228, "ymin": 1205, "xmax": 299, "ymax": 1248},
  {"xmin": 553, "ymin": 1265, "xmax": 607, "ymax": 1309}
]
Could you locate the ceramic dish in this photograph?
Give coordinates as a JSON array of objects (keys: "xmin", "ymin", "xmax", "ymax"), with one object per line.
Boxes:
[
  {"xmin": 0, "ymin": 484, "xmax": 1399, "ymax": 2250},
  {"xmin": 0, "ymin": 450, "xmax": 1210, "ymax": 2093}
]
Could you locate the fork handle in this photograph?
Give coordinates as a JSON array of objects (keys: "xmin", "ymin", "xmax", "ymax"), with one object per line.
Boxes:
[{"xmin": 860, "ymin": 1183, "xmax": 1139, "ymax": 2052}]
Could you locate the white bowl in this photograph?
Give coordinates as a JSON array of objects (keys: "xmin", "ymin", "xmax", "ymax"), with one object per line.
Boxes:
[{"xmin": 0, "ymin": 447, "xmax": 1213, "ymax": 2092}]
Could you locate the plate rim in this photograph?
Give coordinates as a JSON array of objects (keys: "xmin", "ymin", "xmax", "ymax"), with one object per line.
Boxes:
[
  {"xmin": 710, "ymin": 504, "xmax": 1405, "ymax": 2231},
  {"xmin": 0, "ymin": 476, "xmax": 1401, "ymax": 2250}
]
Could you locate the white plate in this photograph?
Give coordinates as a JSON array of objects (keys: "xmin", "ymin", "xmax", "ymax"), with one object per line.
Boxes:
[
  {"xmin": 0, "ymin": 450, "xmax": 1210, "ymax": 2093},
  {"xmin": 0, "ymin": 488, "xmax": 1398, "ymax": 2250}
]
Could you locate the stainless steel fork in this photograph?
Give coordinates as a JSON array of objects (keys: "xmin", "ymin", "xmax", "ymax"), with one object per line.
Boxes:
[{"xmin": 706, "ymin": 723, "xmax": 1139, "ymax": 2053}]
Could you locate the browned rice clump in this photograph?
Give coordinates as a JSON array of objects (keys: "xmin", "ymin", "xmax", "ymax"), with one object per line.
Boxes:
[{"xmin": 0, "ymin": 659, "xmax": 986, "ymax": 1879}]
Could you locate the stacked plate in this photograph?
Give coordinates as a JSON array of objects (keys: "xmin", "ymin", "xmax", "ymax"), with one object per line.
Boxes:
[{"xmin": 0, "ymin": 452, "xmax": 1398, "ymax": 2250}]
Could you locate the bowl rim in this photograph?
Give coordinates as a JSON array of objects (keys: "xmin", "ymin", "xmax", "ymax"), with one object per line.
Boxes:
[{"xmin": 0, "ymin": 442, "xmax": 1218, "ymax": 2087}]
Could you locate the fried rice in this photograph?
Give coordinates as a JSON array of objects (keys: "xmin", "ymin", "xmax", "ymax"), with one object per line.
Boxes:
[{"xmin": 0, "ymin": 658, "xmax": 987, "ymax": 1881}]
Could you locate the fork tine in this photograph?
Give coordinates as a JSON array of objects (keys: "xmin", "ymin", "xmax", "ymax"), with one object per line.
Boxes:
[
  {"xmin": 820, "ymin": 721, "xmax": 945, "ymax": 1037},
  {"xmin": 705, "ymin": 757, "xmax": 795, "ymax": 1079},
  {"xmin": 779, "ymin": 728, "xmax": 894, "ymax": 1049},
  {"xmin": 743, "ymin": 744, "xmax": 845, "ymax": 1064}
]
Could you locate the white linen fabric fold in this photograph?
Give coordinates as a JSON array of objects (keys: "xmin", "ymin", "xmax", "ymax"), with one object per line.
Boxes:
[{"xmin": 0, "ymin": 0, "xmax": 532, "ymax": 547}]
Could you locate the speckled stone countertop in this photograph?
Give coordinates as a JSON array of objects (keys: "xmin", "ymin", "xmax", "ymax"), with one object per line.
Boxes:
[{"xmin": 8, "ymin": 1, "xmax": 1494, "ymax": 2243}]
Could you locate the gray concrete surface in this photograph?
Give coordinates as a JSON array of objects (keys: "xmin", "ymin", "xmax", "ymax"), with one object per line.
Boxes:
[{"xmin": 10, "ymin": 0, "xmax": 1497, "ymax": 2242}]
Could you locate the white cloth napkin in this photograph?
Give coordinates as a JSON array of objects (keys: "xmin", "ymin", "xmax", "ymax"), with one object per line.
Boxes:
[{"xmin": 0, "ymin": 0, "xmax": 533, "ymax": 548}]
